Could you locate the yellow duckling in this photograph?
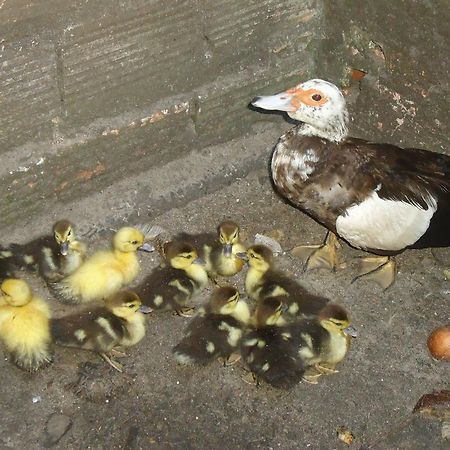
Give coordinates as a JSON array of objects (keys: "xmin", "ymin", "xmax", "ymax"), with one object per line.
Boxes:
[
  {"xmin": 205, "ymin": 221, "xmax": 246, "ymax": 277},
  {"xmin": 0, "ymin": 279, "xmax": 53, "ymax": 371},
  {"xmin": 136, "ymin": 241, "xmax": 209, "ymax": 316},
  {"xmin": 53, "ymin": 227, "xmax": 153, "ymax": 304},
  {"xmin": 173, "ymin": 286, "xmax": 250, "ymax": 365},
  {"xmin": 238, "ymin": 245, "xmax": 328, "ymax": 317},
  {"xmin": 170, "ymin": 221, "xmax": 246, "ymax": 278},
  {"xmin": 0, "ymin": 220, "xmax": 86, "ymax": 282},
  {"xmin": 241, "ymin": 296, "xmax": 305, "ymax": 388},
  {"xmin": 51, "ymin": 290, "xmax": 151, "ymax": 371},
  {"xmin": 296, "ymin": 303, "xmax": 357, "ymax": 384}
]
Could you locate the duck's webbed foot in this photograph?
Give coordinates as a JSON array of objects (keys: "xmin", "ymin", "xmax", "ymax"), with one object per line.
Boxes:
[
  {"xmin": 352, "ymin": 256, "xmax": 396, "ymax": 289},
  {"xmin": 100, "ymin": 352, "xmax": 124, "ymax": 372},
  {"xmin": 219, "ymin": 352, "xmax": 241, "ymax": 367},
  {"xmin": 302, "ymin": 367, "xmax": 323, "ymax": 384},
  {"xmin": 292, "ymin": 232, "xmax": 341, "ymax": 272},
  {"xmin": 174, "ymin": 306, "xmax": 196, "ymax": 318},
  {"xmin": 314, "ymin": 363, "xmax": 338, "ymax": 374},
  {"xmin": 241, "ymin": 371, "xmax": 259, "ymax": 386}
]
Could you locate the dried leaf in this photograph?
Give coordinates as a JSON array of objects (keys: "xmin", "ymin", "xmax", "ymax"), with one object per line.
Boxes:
[
  {"xmin": 267, "ymin": 229, "xmax": 285, "ymax": 242},
  {"xmin": 337, "ymin": 426, "xmax": 354, "ymax": 445},
  {"xmin": 350, "ymin": 68, "xmax": 367, "ymax": 80},
  {"xmin": 413, "ymin": 390, "xmax": 450, "ymax": 420}
]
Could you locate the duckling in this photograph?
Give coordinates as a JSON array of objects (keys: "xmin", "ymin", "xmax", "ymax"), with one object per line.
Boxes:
[
  {"xmin": 294, "ymin": 303, "xmax": 357, "ymax": 384},
  {"xmin": 241, "ymin": 296, "xmax": 305, "ymax": 388},
  {"xmin": 173, "ymin": 286, "xmax": 250, "ymax": 365},
  {"xmin": 0, "ymin": 279, "xmax": 53, "ymax": 371},
  {"xmin": 238, "ymin": 245, "xmax": 328, "ymax": 317},
  {"xmin": 169, "ymin": 221, "xmax": 246, "ymax": 279},
  {"xmin": 136, "ymin": 241, "xmax": 209, "ymax": 316},
  {"xmin": 51, "ymin": 290, "xmax": 150, "ymax": 371},
  {"xmin": 205, "ymin": 221, "xmax": 246, "ymax": 277},
  {"xmin": 52, "ymin": 227, "xmax": 154, "ymax": 304},
  {"xmin": 0, "ymin": 220, "xmax": 86, "ymax": 282}
]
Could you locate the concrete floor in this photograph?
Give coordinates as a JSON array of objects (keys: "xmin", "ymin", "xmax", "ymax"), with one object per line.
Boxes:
[{"xmin": 0, "ymin": 154, "xmax": 449, "ymax": 449}]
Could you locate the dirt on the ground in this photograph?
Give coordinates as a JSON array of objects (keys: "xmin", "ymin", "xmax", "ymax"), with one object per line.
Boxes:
[{"xmin": 0, "ymin": 166, "xmax": 449, "ymax": 450}]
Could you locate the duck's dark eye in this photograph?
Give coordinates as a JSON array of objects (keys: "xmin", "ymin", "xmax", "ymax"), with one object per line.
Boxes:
[
  {"xmin": 128, "ymin": 304, "xmax": 135, "ymax": 308},
  {"xmin": 312, "ymin": 94, "xmax": 322, "ymax": 101},
  {"xmin": 131, "ymin": 240, "xmax": 138, "ymax": 245}
]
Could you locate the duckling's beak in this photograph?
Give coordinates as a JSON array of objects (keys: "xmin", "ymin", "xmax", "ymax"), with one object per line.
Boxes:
[
  {"xmin": 236, "ymin": 252, "xmax": 248, "ymax": 262},
  {"xmin": 59, "ymin": 241, "xmax": 69, "ymax": 256},
  {"xmin": 139, "ymin": 305, "xmax": 153, "ymax": 314},
  {"xmin": 223, "ymin": 243, "xmax": 233, "ymax": 258},
  {"xmin": 343, "ymin": 325, "xmax": 358, "ymax": 338},
  {"xmin": 193, "ymin": 257, "xmax": 206, "ymax": 265},
  {"xmin": 251, "ymin": 92, "xmax": 297, "ymax": 112},
  {"xmin": 138, "ymin": 243, "xmax": 154, "ymax": 253}
]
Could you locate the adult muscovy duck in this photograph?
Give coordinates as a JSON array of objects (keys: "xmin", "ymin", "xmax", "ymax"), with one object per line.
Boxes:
[{"xmin": 251, "ymin": 79, "xmax": 450, "ymax": 288}]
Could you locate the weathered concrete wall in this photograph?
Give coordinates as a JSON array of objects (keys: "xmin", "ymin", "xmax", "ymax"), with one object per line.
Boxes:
[
  {"xmin": 0, "ymin": 0, "xmax": 319, "ymax": 228},
  {"xmin": 0, "ymin": 0, "xmax": 448, "ymax": 231}
]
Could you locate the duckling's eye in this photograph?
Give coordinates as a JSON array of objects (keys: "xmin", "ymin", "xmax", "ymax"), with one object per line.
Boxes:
[
  {"xmin": 127, "ymin": 303, "xmax": 135, "ymax": 308},
  {"xmin": 67, "ymin": 229, "xmax": 72, "ymax": 236},
  {"xmin": 185, "ymin": 254, "xmax": 193, "ymax": 259},
  {"xmin": 131, "ymin": 240, "xmax": 138, "ymax": 245},
  {"xmin": 312, "ymin": 93, "xmax": 322, "ymax": 102}
]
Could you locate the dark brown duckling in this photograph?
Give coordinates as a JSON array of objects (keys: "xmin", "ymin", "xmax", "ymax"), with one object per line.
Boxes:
[{"xmin": 173, "ymin": 286, "xmax": 250, "ymax": 366}]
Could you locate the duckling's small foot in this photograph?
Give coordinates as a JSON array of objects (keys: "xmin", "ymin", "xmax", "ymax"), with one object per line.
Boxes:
[
  {"xmin": 174, "ymin": 306, "xmax": 196, "ymax": 318},
  {"xmin": 292, "ymin": 232, "xmax": 341, "ymax": 272},
  {"xmin": 219, "ymin": 353, "xmax": 241, "ymax": 366},
  {"xmin": 241, "ymin": 371, "xmax": 259, "ymax": 386},
  {"xmin": 110, "ymin": 348, "xmax": 127, "ymax": 358},
  {"xmin": 314, "ymin": 363, "xmax": 338, "ymax": 374},
  {"xmin": 302, "ymin": 367, "xmax": 322, "ymax": 384},
  {"xmin": 352, "ymin": 256, "xmax": 396, "ymax": 289},
  {"xmin": 100, "ymin": 352, "xmax": 124, "ymax": 372}
]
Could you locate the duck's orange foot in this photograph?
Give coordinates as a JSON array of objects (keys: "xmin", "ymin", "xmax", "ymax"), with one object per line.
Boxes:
[
  {"xmin": 292, "ymin": 232, "xmax": 341, "ymax": 272},
  {"xmin": 352, "ymin": 256, "xmax": 396, "ymax": 290}
]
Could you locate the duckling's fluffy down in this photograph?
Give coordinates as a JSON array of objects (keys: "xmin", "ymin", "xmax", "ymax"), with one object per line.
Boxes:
[
  {"xmin": 0, "ymin": 297, "xmax": 53, "ymax": 371},
  {"xmin": 53, "ymin": 250, "xmax": 140, "ymax": 304}
]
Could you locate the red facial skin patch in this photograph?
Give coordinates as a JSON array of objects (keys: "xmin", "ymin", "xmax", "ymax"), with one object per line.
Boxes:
[{"xmin": 286, "ymin": 87, "xmax": 329, "ymax": 108}]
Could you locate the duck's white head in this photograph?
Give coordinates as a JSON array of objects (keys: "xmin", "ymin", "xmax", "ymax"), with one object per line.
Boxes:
[{"xmin": 252, "ymin": 79, "xmax": 349, "ymax": 142}]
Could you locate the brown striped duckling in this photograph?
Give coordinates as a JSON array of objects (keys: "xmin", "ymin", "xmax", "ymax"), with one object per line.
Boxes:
[
  {"xmin": 0, "ymin": 279, "xmax": 53, "ymax": 371},
  {"xmin": 52, "ymin": 227, "xmax": 153, "ymax": 304},
  {"xmin": 51, "ymin": 290, "xmax": 151, "ymax": 371},
  {"xmin": 295, "ymin": 303, "xmax": 357, "ymax": 384},
  {"xmin": 173, "ymin": 286, "xmax": 250, "ymax": 365},
  {"xmin": 136, "ymin": 241, "xmax": 209, "ymax": 317},
  {"xmin": 0, "ymin": 220, "xmax": 86, "ymax": 282},
  {"xmin": 237, "ymin": 245, "xmax": 328, "ymax": 317},
  {"xmin": 170, "ymin": 221, "xmax": 246, "ymax": 279}
]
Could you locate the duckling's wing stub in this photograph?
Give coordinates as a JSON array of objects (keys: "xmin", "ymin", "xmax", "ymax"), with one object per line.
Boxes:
[
  {"xmin": 173, "ymin": 315, "xmax": 243, "ymax": 365},
  {"xmin": 51, "ymin": 309, "xmax": 126, "ymax": 352}
]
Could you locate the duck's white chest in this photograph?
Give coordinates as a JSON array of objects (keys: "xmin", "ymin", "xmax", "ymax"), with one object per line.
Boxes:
[{"xmin": 336, "ymin": 191, "xmax": 437, "ymax": 251}]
